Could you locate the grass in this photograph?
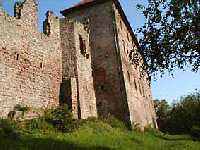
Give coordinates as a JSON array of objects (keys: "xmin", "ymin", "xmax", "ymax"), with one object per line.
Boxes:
[{"xmin": 0, "ymin": 119, "xmax": 200, "ymax": 150}]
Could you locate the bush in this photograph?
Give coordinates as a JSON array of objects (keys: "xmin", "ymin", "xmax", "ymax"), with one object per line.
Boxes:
[
  {"xmin": 0, "ymin": 119, "xmax": 19, "ymax": 140},
  {"xmin": 101, "ymin": 115, "xmax": 128, "ymax": 130},
  {"xmin": 190, "ymin": 126, "xmax": 200, "ymax": 141},
  {"xmin": 20, "ymin": 117, "xmax": 54, "ymax": 133},
  {"xmin": 44, "ymin": 105, "xmax": 80, "ymax": 132}
]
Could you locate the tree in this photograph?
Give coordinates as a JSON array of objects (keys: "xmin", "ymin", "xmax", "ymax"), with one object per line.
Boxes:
[
  {"xmin": 154, "ymin": 99, "xmax": 171, "ymax": 130},
  {"xmin": 137, "ymin": 0, "xmax": 200, "ymax": 75},
  {"xmin": 166, "ymin": 90, "xmax": 200, "ymax": 134},
  {"xmin": 154, "ymin": 91, "xmax": 200, "ymax": 134}
]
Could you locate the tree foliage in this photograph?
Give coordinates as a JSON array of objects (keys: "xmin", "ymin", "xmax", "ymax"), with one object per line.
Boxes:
[
  {"xmin": 137, "ymin": 0, "xmax": 200, "ymax": 75},
  {"xmin": 154, "ymin": 99, "xmax": 171, "ymax": 130},
  {"xmin": 154, "ymin": 90, "xmax": 200, "ymax": 136}
]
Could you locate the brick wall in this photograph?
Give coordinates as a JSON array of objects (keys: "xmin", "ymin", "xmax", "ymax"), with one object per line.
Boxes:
[
  {"xmin": 113, "ymin": 3, "xmax": 157, "ymax": 128},
  {"xmin": 0, "ymin": 0, "xmax": 62, "ymax": 117},
  {"xmin": 61, "ymin": 1, "xmax": 131, "ymax": 124},
  {"xmin": 60, "ymin": 19, "xmax": 97, "ymax": 119}
]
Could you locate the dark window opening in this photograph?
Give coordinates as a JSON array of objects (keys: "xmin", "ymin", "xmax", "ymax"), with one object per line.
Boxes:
[
  {"xmin": 120, "ymin": 20, "xmax": 122, "ymax": 29},
  {"xmin": 43, "ymin": 22, "xmax": 51, "ymax": 36},
  {"xmin": 134, "ymin": 79, "xmax": 137, "ymax": 91},
  {"xmin": 86, "ymin": 53, "xmax": 89, "ymax": 59},
  {"xmin": 127, "ymin": 71, "xmax": 130, "ymax": 82},
  {"xmin": 40, "ymin": 62, "xmax": 43, "ymax": 69},
  {"xmin": 16, "ymin": 54, "xmax": 19, "ymax": 60},
  {"xmin": 79, "ymin": 35, "xmax": 86, "ymax": 55},
  {"xmin": 139, "ymin": 84, "xmax": 142, "ymax": 95},
  {"xmin": 100, "ymin": 85, "xmax": 105, "ymax": 91}
]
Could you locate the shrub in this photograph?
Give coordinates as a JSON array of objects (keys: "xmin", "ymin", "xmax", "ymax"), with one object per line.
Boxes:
[
  {"xmin": 101, "ymin": 115, "xmax": 128, "ymax": 130},
  {"xmin": 0, "ymin": 119, "xmax": 19, "ymax": 140},
  {"xmin": 190, "ymin": 126, "xmax": 200, "ymax": 141},
  {"xmin": 20, "ymin": 117, "xmax": 54, "ymax": 133},
  {"xmin": 44, "ymin": 105, "xmax": 79, "ymax": 132}
]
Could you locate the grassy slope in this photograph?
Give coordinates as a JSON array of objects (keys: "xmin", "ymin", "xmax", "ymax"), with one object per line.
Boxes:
[{"xmin": 0, "ymin": 120, "xmax": 200, "ymax": 150}]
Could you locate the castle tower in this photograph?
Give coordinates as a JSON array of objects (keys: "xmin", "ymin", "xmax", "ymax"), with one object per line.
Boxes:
[
  {"xmin": 60, "ymin": 0, "xmax": 157, "ymax": 128},
  {"xmin": 60, "ymin": 19, "xmax": 97, "ymax": 119},
  {"xmin": 14, "ymin": 0, "xmax": 38, "ymax": 30}
]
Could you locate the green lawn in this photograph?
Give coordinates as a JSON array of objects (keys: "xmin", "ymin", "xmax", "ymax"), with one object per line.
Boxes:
[{"xmin": 0, "ymin": 120, "xmax": 199, "ymax": 150}]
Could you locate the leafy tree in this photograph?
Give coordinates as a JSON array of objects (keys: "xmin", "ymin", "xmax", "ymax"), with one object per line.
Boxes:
[
  {"xmin": 137, "ymin": 0, "xmax": 200, "ymax": 75},
  {"xmin": 154, "ymin": 99, "xmax": 171, "ymax": 130},
  {"xmin": 166, "ymin": 90, "xmax": 200, "ymax": 134}
]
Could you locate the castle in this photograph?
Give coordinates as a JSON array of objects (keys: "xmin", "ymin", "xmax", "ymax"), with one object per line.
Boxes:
[{"xmin": 0, "ymin": 0, "xmax": 157, "ymax": 129}]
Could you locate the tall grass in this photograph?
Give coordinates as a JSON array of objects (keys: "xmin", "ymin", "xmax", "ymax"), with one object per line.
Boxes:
[{"xmin": 0, "ymin": 106, "xmax": 199, "ymax": 150}]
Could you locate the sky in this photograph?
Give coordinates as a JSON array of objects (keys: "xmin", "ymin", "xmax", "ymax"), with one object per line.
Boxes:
[{"xmin": 1, "ymin": 0, "xmax": 200, "ymax": 103}]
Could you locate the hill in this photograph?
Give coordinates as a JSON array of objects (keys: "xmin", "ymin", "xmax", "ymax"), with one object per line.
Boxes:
[{"xmin": 0, "ymin": 117, "xmax": 199, "ymax": 150}]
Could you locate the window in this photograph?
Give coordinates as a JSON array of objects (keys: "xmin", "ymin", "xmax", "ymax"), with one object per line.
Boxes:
[
  {"xmin": 79, "ymin": 35, "xmax": 86, "ymax": 55},
  {"xmin": 127, "ymin": 71, "xmax": 130, "ymax": 82},
  {"xmin": 139, "ymin": 84, "xmax": 142, "ymax": 95},
  {"xmin": 134, "ymin": 79, "xmax": 137, "ymax": 91},
  {"xmin": 86, "ymin": 54, "xmax": 89, "ymax": 59},
  {"xmin": 40, "ymin": 62, "xmax": 43, "ymax": 69},
  {"xmin": 120, "ymin": 20, "xmax": 122, "ymax": 29},
  {"xmin": 16, "ymin": 54, "xmax": 19, "ymax": 60}
]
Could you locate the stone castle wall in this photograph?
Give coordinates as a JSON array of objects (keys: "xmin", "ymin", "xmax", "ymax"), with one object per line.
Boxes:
[
  {"xmin": 0, "ymin": 0, "xmax": 156, "ymax": 128},
  {"xmin": 60, "ymin": 19, "xmax": 97, "ymax": 119},
  {"xmin": 61, "ymin": 0, "xmax": 157, "ymax": 128},
  {"xmin": 113, "ymin": 3, "xmax": 156, "ymax": 128},
  {"xmin": 62, "ymin": 1, "xmax": 131, "ymax": 124},
  {"xmin": 0, "ymin": 0, "xmax": 62, "ymax": 117}
]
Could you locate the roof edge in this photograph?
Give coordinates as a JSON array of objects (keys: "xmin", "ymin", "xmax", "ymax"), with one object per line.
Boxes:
[{"xmin": 60, "ymin": 0, "xmax": 112, "ymax": 15}]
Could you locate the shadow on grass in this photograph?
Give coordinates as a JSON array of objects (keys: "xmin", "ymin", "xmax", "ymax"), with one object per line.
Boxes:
[
  {"xmin": 0, "ymin": 135, "xmax": 114, "ymax": 150},
  {"xmin": 152, "ymin": 133, "xmax": 192, "ymax": 141}
]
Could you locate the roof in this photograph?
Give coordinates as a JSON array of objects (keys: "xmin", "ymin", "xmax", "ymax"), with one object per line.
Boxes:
[
  {"xmin": 60, "ymin": 0, "xmax": 145, "ymax": 64},
  {"xmin": 60, "ymin": 0, "xmax": 109, "ymax": 15}
]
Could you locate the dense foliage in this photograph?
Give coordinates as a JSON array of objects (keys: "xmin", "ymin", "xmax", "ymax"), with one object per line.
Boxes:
[
  {"xmin": 154, "ymin": 91, "xmax": 200, "ymax": 139},
  {"xmin": 137, "ymin": 0, "xmax": 200, "ymax": 75}
]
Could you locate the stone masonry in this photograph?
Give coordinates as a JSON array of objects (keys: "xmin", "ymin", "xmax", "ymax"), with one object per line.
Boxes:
[{"xmin": 0, "ymin": 0, "xmax": 157, "ymax": 129}]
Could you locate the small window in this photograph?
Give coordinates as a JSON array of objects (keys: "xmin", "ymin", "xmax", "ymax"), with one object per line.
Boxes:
[
  {"xmin": 134, "ymin": 79, "xmax": 137, "ymax": 90},
  {"xmin": 40, "ymin": 62, "xmax": 43, "ymax": 68},
  {"xmin": 86, "ymin": 54, "xmax": 89, "ymax": 59},
  {"xmin": 139, "ymin": 84, "xmax": 142, "ymax": 95},
  {"xmin": 16, "ymin": 54, "xmax": 19, "ymax": 60},
  {"xmin": 79, "ymin": 35, "xmax": 86, "ymax": 55},
  {"xmin": 120, "ymin": 20, "xmax": 122, "ymax": 29},
  {"xmin": 122, "ymin": 40, "xmax": 126, "ymax": 53},
  {"xmin": 127, "ymin": 71, "xmax": 130, "ymax": 82}
]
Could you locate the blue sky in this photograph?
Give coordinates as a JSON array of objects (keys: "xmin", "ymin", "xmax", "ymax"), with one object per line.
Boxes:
[{"xmin": 1, "ymin": 0, "xmax": 200, "ymax": 103}]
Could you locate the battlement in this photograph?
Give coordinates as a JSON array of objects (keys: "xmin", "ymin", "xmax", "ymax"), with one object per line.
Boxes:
[
  {"xmin": 0, "ymin": 0, "xmax": 62, "ymax": 117},
  {"xmin": 0, "ymin": 0, "xmax": 59, "ymax": 36}
]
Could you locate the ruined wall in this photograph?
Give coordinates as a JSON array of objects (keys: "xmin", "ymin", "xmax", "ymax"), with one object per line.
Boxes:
[
  {"xmin": 62, "ymin": 1, "xmax": 131, "ymax": 124},
  {"xmin": 60, "ymin": 19, "xmax": 97, "ymax": 119},
  {"xmin": 0, "ymin": 0, "xmax": 62, "ymax": 117},
  {"xmin": 113, "ymin": 4, "xmax": 157, "ymax": 128}
]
